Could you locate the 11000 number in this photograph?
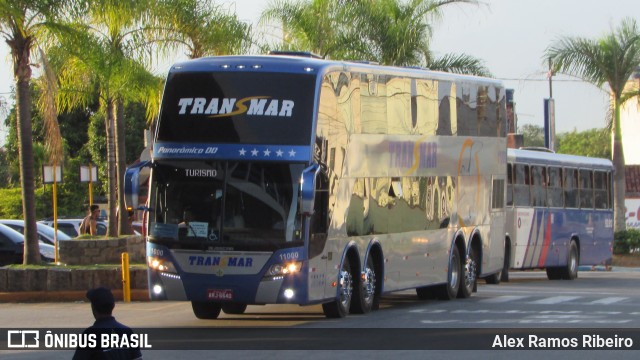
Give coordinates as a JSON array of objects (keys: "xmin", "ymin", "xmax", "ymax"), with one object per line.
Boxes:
[{"xmin": 279, "ymin": 252, "xmax": 300, "ymax": 261}]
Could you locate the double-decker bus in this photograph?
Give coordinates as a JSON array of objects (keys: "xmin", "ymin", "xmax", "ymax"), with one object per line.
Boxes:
[
  {"xmin": 133, "ymin": 54, "xmax": 508, "ymax": 319},
  {"xmin": 503, "ymin": 148, "xmax": 614, "ymax": 281}
]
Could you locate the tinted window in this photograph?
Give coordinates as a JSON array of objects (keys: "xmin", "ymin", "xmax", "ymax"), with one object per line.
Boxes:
[{"xmin": 157, "ymin": 72, "xmax": 316, "ymax": 145}]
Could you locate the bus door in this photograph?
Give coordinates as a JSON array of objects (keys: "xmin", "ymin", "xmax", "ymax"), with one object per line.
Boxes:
[{"xmin": 301, "ymin": 164, "xmax": 330, "ymax": 301}]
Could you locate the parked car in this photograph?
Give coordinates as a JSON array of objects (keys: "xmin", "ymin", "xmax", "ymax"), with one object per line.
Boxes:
[
  {"xmin": 39, "ymin": 218, "xmax": 107, "ymax": 237},
  {"xmin": 0, "ymin": 223, "xmax": 55, "ymax": 265},
  {"xmin": 0, "ymin": 219, "xmax": 72, "ymax": 246}
]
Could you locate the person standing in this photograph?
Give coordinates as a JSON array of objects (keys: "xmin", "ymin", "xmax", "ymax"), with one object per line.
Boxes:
[
  {"xmin": 73, "ymin": 287, "xmax": 143, "ymax": 359},
  {"xmin": 80, "ymin": 205, "xmax": 100, "ymax": 236}
]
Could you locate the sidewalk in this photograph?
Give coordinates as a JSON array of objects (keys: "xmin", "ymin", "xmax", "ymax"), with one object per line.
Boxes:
[
  {"xmin": 0, "ymin": 289, "xmax": 149, "ymax": 303},
  {"xmin": 578, "ymin": 265, "xmax": 640, "ymax": 272}
]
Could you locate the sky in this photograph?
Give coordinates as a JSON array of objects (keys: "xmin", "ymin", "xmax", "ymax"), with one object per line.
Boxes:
[{"xmin": 1, "ymin": 0, "xmax": 639, "ymax": 146}]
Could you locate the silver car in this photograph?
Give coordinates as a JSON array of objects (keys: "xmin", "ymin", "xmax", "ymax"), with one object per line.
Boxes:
[{"xmin": 0, "ymin": 219, "xmax": 72, "ymax": 246}]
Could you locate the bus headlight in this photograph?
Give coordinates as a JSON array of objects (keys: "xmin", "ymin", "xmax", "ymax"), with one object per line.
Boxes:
[
  {"xmin": 147, "ymin": 257, "xmax": 177, "ymax": 274},
  {"xmin": 267, "ymin": 262, "xmax": 302, "ymax": 277}
]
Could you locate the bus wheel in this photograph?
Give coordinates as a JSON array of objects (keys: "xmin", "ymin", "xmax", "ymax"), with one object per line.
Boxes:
[
  {"xmin": 458, "ymin": 247, "xmax": 477, "ymax": 298},
  {"xmin": 500, "ymin": 245, "xmax": 510, "ymax": 283},
  {"xmin": 222, "ymin": 303, "xmax": 248, "ymax": 315},
  {"xmin": 486, "ymin": 245, "xmax": 509, "ymax": 284},
  {"xmin": 351, "ymin": 255, "xmax": 378, "ymax": 314},
  {"xmin": 562, "ymin": 240, "xmax": 579, "ymax": 280},
  {"xmin": 546, "ymin": 267, "xmax": 563, "ymax": 280},
  {"xmin": 416, "ymin": 286, "xmax": 436, "ymax": 300},
  {"xmin": 322, "ymin": 257, "xmax": 354, "ymax": 318},
  {"xmin": 191, "ymin": 301, "xmax": 222, "ymax": 319},
  {"xmin": 436, "ymin": 246, "xmax": 461, "ymax": 300}
]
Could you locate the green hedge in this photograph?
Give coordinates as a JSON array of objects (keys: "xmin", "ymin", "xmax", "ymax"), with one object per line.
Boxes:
[{"xmin": 614, "ymin": 229, "xmax": 640, "ymax": 254}]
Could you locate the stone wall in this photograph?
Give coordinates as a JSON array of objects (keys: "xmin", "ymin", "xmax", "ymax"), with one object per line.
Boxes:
[
  {"xmin": 59, "ymin": 236, "xmax": 146, "ymax": 265},
  {"xmin": 0, "ymin": 236, "xmax": 148, "ymax": 293},
  {"xmin": 0, "ymin": 267, "xmax": 147, "ymax": 292}
]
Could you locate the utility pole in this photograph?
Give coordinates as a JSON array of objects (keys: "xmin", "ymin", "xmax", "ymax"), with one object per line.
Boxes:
[{"xmin": 544, "ymin": 58, "xmax": 556, "ymax": 151}]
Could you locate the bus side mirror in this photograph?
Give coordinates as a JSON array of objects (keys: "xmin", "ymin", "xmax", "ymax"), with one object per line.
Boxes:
[
  {"xmin": 124, "ymin": 160, "xmax": 151, "ymax": 212},
  {"xmin": 300, "ymin": 164, "xmax": 320, "ymax": 216}
]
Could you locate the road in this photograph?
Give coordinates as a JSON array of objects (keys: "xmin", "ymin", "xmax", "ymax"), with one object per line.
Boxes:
[{"xmin": 1, "ymin": 269, "xmax": 639, "ymax": 359}]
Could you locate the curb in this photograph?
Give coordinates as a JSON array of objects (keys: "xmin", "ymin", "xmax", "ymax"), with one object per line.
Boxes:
[
  {"xmin": 0, "ymin": 289, "xmax": 149, "ymax": 303},
  {"xmin": 578, "ymin": 265, "xmax": 640, "ymax": 272},
  {"xmin": 578, "ymin": 265, "xmax": 611, "ymax": 272}
]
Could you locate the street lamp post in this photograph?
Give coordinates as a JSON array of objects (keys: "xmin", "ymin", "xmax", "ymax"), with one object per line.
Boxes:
[
  {"xmin": 80, "ymin": 164, "xmax": 98, "ymax": 206},
  {"xmin": 43, "ymin": 164, "xmax": 63, "ymax": 263}
]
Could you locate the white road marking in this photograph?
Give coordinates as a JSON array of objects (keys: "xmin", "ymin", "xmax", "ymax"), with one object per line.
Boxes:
[{"xmin": 528, "ymin": 296, "xmax": 581, "ymax": 304}]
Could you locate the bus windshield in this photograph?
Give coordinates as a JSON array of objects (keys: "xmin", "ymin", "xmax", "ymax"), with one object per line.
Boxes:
[
  {"xmin": 156, "ymin": 72, "xmax": 316, "ymax": 145},
  {"xmin": 148, "ymin": 161, "xmax": 305, "ymax": 251}
]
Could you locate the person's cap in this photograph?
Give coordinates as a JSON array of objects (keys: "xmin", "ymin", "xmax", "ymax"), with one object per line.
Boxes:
[{"xmin": 86, "ymin": 287, "xmax": 115, "ymax": 307}]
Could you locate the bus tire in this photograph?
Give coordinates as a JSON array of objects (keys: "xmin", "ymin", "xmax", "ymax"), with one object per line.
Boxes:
[
  {"xmin": 322, "ymin": 256, "xmax": 354, "ymax": 318},
  {"xmin": 416, "ymin": 286, "xmax": 437, "ymax": 300},
  {"xmin": 546, "ymin": 267, "xmax": 562, "ymax": 280},
  {"xmin": 486, "ymin": 244, "xmax": 509, "ymax": 284},
  {"xmin": 221, "ymin": 303, "xmax": 248, "ymax": 315},
  {"xmin": 484, "ymin": 271, "xmax": 501, "ymax": 285},
  {"xmin": 562, "ymin": 240, "xmax": 579, "ymax": 280},
  {"xmin": 500, "ymin": 244, "xmax": 510, "ymax": 283},
  {"xmin": 458, "ymin": 246, "xmax": 477, "ymax": 298},
  {"xmin": 351, "ymin": 255, "xmax": 378, "ymax": 314},
  {"xmin": 436, "ymin": 246, "xmax": 461, "ymax": 300},
  {"xmin": 191, "ymin": 301, "xmax": 222, "ymax": 319}
]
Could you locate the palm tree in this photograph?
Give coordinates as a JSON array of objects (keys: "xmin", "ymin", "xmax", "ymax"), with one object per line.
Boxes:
[
  {"xmin": 426, "ymin": 52, "xmax": 491, "ymax": 77},
  {"xmin": 260, "ymin": 0, "xmax": 488, "ymax": 76},
  {"xmin": 51, "ymin": 0, "xmax": 163, "ymax": 236},
  {"xmin": 352, "ymin": 0, "xmax": 484, "ymax": 71},
  {"xmin": 260, "ymin": 0, "xmax": 359, "ymax": 59},
  {"xmin": 155, "ymin": 0, "xmax": 252, "ymax": 59},
  {"xmin": 0, "ymin": 0, "xmax": 79, "ymax": 263},
  {"xmin": 545, "ymin": 18, "xmax": 640, "ymax": 232}
]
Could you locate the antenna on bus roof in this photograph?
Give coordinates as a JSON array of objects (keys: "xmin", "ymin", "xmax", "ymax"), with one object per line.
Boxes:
[{"xmin": 268, "ymin": 50, "xmax": 323, "ymax": 59}]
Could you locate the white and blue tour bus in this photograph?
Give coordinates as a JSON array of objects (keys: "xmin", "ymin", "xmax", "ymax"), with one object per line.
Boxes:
[
  {"xmin": 504, "ymin": 148, "xmax": 614, "ymax": 281},
  {"xmin": 130, "ymin": 53, "xmax": 509, "ymax": 319}
]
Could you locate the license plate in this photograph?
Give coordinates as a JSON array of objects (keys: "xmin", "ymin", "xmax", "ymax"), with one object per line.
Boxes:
[{"xmin": 207, "ymin": 289, "xmax": 233, "ymax": 300}]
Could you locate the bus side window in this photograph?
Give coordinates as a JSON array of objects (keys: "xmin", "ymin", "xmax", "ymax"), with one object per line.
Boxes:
[
  {"xmin": 506, "ymin": 163, "xmax": 513, "ymax": 206},
  {"xmin": 531, "ymin": 165, "xmax": 546, "ymax": 207},
  {"xmin": 579, "ymin": 169, "xmax": 594, "ymax": 209},
  {"xmin": 564, "ymin": 168, "xmax": 579, "ymax": 208},
  {"xmin": 513, "ymin": 163, "xmax": 530, "ymax": 206},
  {"xmin": 593, "ymin": 171, "xmax": 608, "ymax": 209},
  {"xmin": 547, "ymin": 166, "xmax": 563, "ymax": 208}
]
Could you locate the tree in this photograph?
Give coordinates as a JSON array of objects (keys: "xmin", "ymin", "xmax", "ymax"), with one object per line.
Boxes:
[
  {"xmin": 260, "ymin": 0, "xmax": 357, "ymax": 59},
  {"xmin": 260, "ymin": 0, "xmax": 489, "ymax": 76},
  {"xmin": 155, "ymin": 0, "xmax": 252, "ymax": 59},
  {"xmin": 556, "ymin": 128, "xmax": 610, "ymax": 159},
  {"xmin": 546, "ymin": 18, "xmax": 640, "ymax": 232},
  {"xmin": 351, "ymin": 0, "xmax": 484, "ymax": 71},
  {"xmin": 519, "ymin": 124, "xmax": 545, "ymax": 148},
  {"xmin": 426, "ymin": 52, "xmax": 491, "ymax": 77},
  {"xmin": 2, "ymin": 82, "xmax": 103, "ymax": 219},
  {"xmin": 0, "ymin": 0, "xmax": 79, "ymax": 263},
  {"xmin": 50, "ymin": 0, "xmax": 163, "ymax": 236}
]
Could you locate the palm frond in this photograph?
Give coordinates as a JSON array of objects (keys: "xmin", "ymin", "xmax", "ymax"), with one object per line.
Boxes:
[
  {"xmin": 427, "ymin": 52, "xmax": 492, "ymax": 77},
  {"xmin": 37, "ymin": 47, "xmax": 64, "ymax": 165}
]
